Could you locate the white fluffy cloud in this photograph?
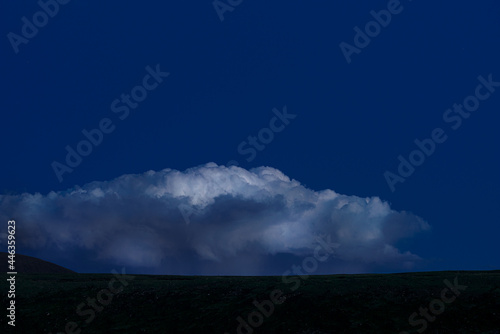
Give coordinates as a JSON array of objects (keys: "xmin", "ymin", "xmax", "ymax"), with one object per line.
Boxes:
[{"xmin": 0, "ymin": 163, "xmax": 430, "ymax": 274}]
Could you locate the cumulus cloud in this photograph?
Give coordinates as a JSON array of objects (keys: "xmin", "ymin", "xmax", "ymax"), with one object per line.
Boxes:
[{"xmin": 0, "ymin": 163, "xmax": 430, "ymax": 274}]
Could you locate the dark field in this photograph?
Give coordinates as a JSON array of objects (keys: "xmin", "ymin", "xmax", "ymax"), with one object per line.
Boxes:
[{"xmin": 1, "ymin": 271, "xmax": 499, "ymax": 333}]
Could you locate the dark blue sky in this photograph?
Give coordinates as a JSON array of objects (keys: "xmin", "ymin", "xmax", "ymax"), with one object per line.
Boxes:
[{"xmin": 1, "ymin": 1, "xmax": 499, "ymax": 274}]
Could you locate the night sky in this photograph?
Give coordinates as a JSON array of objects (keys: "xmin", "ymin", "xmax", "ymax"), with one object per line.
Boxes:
[{"xmin": 1, "ymin": 1, "xmax": 499, "ymax": 275}]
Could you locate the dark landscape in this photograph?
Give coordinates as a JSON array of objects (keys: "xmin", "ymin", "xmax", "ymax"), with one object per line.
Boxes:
[{"xmin": 1, "ymin": 254, "xmax": 499, "ymax": 333}]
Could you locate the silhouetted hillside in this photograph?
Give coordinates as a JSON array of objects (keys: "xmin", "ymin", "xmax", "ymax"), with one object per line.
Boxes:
[{"xmin": 0, "ymin": 252, "xmax": 75, "ymax": 274}]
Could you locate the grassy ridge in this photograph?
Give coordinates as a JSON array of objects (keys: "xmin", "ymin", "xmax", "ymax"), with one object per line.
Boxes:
[{"xmin": 1, "ymin": 271, "xmax": 499, "ymax": 333}]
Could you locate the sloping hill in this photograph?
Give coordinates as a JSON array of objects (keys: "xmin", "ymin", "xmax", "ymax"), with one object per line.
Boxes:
[{"xmin": 0, "ymin": 252, "xmax": 75, "ymax": 274}]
